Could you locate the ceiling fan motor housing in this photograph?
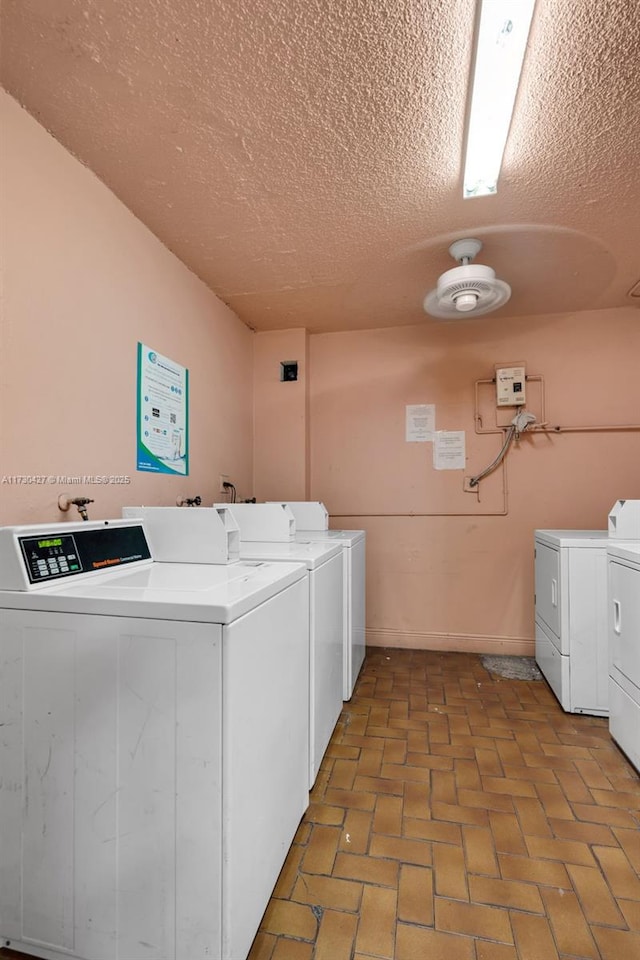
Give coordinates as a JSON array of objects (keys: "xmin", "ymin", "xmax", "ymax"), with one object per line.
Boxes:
[
  {"xmin": 437, "ymin": 263, "xmax": 498, "ymax": 310},
  {"xmin": 423, "ymin": 239, "xmax": 512, "ymax": 319}
]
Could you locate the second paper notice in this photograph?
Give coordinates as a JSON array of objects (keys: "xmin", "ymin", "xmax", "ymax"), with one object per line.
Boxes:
[{"xmin": 433, "ymin": 431, "xmax": 466, "ymax": 470}]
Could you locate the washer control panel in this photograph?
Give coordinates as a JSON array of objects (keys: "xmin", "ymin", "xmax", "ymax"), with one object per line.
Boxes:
[
  {"xmin": 20, "ymin": 534, "xmax": 81, "ymax": 582},
  {"xmin": 18, "ymin": 525, "xmax": 151, "ymax": 585}
]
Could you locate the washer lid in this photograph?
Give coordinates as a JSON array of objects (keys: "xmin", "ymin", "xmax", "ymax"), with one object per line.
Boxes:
[
  {"xmin": 239, "ymin": 539, "xmax": 342, "ymax": 569},
  {"xmin": 295, "ymin": 530, "xmax": 365, "ymax": 547},
  {"xmin": 0, "ymin": 560, "xmax": 307, "ymax": 624}
]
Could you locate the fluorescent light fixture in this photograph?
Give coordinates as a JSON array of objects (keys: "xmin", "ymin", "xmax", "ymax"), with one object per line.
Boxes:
[{"xmin": 463, "ymin": 0, "xmax": 536, "ymax": 198}]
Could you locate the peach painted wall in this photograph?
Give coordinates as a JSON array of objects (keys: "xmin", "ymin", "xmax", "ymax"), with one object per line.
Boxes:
[
  {"xmin": 308, "ymin": 309, "xmax": 640, "ymax": 653},
  {"xmin": 253, "ymin": 329, "xmax": 309, "ymax": 502},
  {"xmin": 253, "ymin": 307, "xmax": 640, "ymax": 654},
  {"xmin": 0, "ymin": 91, "xmax": 253, "ymax": 525}
]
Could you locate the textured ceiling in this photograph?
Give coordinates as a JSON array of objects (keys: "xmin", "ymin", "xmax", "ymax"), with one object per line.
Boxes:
[{"xmin": 2, "ymin": 0, "xmax": 639, "ymax": 332}]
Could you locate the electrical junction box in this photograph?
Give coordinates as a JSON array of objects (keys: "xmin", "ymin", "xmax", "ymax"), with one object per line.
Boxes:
[
  {"xmin": 280, "ymin": 361, "xmax": 298, "ymax": 382},
  {"xmin": 496, "ymin": 365, "xmax": 526, "ymax": 407}
]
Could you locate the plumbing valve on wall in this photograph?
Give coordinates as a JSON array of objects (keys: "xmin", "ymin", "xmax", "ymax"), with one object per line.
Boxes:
[
  {"xmin": 466, "ymin": 363, "xmax": 538, "ymax": 491},
  {"xmin": 467, "ymin": 409, "xmax": 537, "ymax": 489},
  {"xmin": 465, "ymin": 358, "xmax": 640, "ymax": 496},
  {"xmin": 58, "ymin": 494, "xmax": 94, "ymax": 521}
]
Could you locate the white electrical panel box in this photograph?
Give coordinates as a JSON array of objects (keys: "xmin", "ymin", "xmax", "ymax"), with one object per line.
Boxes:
[{"xmin": 496, "ymin": 365, "xmax": 526, "ymax": 407}]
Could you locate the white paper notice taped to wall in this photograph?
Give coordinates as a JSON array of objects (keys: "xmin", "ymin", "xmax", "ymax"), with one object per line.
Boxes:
[
  {"xmin": 406, "ymin": 404, "xmax": 435, "ymax": 442},
  {"xmin": 433, "ymin": 431, "xmax": 466, "ymax": 470}
]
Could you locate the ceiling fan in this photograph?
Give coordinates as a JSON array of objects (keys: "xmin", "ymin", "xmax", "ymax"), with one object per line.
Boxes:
[{"xmin": 423, "ymin": 238, "xmax": 511, "ymax": 319}]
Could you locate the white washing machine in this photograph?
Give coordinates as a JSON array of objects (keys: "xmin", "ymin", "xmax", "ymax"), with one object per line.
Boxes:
[
  {"xmin": 0, "ymin": 519, "xmax": 309, "ymax": 960},
  {"xmin": 295, "ymin": 530, "xmax": 365, "ymax": 701},
  {"xmin": 216, "ymin": 505, "xmax": 344, "ymax": 788},
  {"xmin": 534, "ymin": 530, "xmax": 611, "ymax": 715},
  {"xmin": 269, "ymin": 502, "xmax": 366, "ymax": 700},
  {"xmin": 607, "ymin": 542, "xmax": 640, "ymax": 772},
  {"xmin": 238, "ymin": 540, "xmax": 343, "ymax": 787}
]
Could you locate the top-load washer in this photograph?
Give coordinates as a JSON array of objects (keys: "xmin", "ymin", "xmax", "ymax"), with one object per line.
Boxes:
[
  {"xmin": 269, "ymin": 501, "xmax": 366, "ymax": 700},
  {"xmin": 0, "ymin": 519, "xmax": 309, "ymax": 960},
  {"xmin": 607, "ymin": 541, "xmax": 640, "ymax": 772},
  {"xmin": 214, "ymin": 503, "xmax": 344, "ymax": 787}
]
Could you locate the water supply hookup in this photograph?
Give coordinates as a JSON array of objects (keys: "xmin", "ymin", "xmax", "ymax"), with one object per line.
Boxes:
[{"xmin": 58, "ymin": 495, "xmax": 95, "ymax": 521}]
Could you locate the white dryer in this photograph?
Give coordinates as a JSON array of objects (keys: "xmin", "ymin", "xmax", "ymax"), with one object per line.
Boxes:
[
  {"xmin": 269, "ymin": 501, "xmax": 366, "ymax": 701},
  {"xmin": 534, "ymin": 530, "xmax": 610, "ymax": 715},
  {"xmin": 607, "ymin": 542, "xmax": 640, "ymax": 772},
  {"xmin": 0, "ymin": 519, "xmax": 309, "ymax": 960}
]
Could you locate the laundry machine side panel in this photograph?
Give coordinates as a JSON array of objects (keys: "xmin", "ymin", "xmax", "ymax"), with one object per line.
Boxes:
[
  {"xmin": 348, "ymin": 537, "xmax": 367, "ymax": 700},
  {"xmin": 609, "ymin": 559, "xmax": 640, "ymax": 692},
  {"xmin": 309, "ymin": 553, "xmax": 344, "ymax": 785},
  {"xmin": 0, "ymin": 610, "xmax": 223, "ymax": 960},
  {"xmin": 116, "ymin": 619, "xmax": 222, "ymax": 960},
  {"xmin": 535, "ymin": 617, "xmax": 570, "ymax": 711},
  {"xmin": 174, "ymin": 626, "xmax": 223, "ymax": 960},
  {"xmin": 222, "ymin": 576, "xmax": 310, "ymax": 960},
  {"xmin": 0, "ymin": 614, "xmax": 36, "ymax": 945},
  {"xmin": 609, "ymin": 676, "xmax": 640, "ymax": 773},
  {"xmin": 568, "ymin": 549, "xmax": 609, "ymax": 715},
  {"xmin": 534, "ymin": 540, "xmax": 569, "ymax": 649},
  {"xmin": 0, "ymin": 610, "xmax": 116, "ymax": 957}
]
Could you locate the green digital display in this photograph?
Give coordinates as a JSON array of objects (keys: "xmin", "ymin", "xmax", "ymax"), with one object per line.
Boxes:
[{"xmin": 37, "ymin": 538, "xmax": 63, "ymax": 548}]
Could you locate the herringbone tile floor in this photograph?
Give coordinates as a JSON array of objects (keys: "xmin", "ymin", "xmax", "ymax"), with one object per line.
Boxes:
[{"xmin": 248, "ymin": 648, "xmax": 640, "ymax": 960}]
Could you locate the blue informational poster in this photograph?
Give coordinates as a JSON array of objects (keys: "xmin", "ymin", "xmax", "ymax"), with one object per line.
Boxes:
[{"xmin": 136, "ymin": 343, "xmax": 189, "ymax": 475}]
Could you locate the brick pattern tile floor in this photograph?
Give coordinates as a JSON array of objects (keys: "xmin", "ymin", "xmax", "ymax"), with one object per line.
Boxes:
[{"xmin": 248, "ymin": 648, "xmax": 640, "ymax": 960}]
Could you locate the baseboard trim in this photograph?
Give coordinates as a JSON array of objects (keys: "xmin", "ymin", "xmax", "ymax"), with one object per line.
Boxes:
[{"xmin": 366, "ymin": 629, "xmax": 534, "ymax": 657}]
